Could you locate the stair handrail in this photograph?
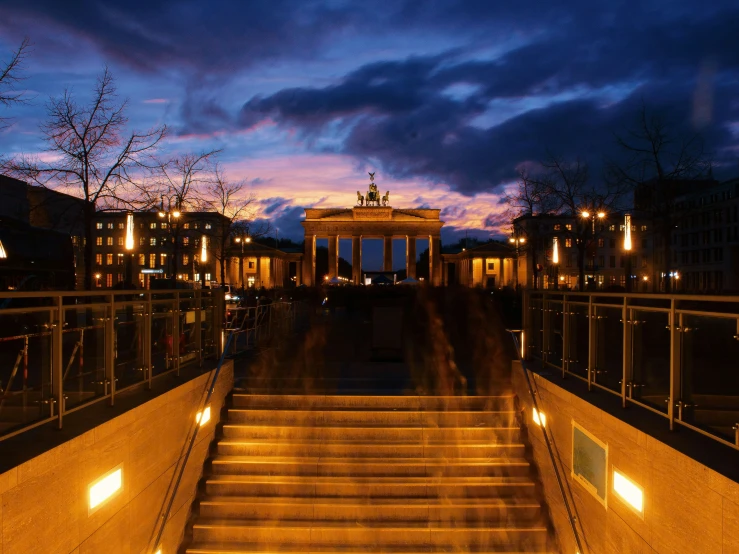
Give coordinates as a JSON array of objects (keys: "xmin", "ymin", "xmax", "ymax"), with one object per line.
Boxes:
[
  {"xmin": 507, "ymin": 329, "xmax": 585, "ymax": 554},
  {"xmin": 148, "ymin": 330, "xmax": 236, "ymax": 553}
]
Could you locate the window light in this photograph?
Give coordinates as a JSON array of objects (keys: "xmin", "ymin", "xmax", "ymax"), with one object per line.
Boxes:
[
  {"xmin": 533, "ymin": 407, "xmax": 546, "ymax": 427},
  {"xmin": 613, "ymin": 467, "xmax": 644, "ymax": 514},
  {"xmin": 196, "ymin": 406, "xmax": 211, "ymax": 426},
  {"xmin": 89, "ymin": 465, "xmax": 123, "ymax": 512}
]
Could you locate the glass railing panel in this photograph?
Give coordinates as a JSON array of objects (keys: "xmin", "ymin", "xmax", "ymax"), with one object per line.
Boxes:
[
  {"xmin": 528, "ymin": 297, "xmax": 544, "ymax": 359},
  {"xmin": 62, "ymin": 306, "xmax": 109, "ymax": 408},
  {"xmin": 114, "ymin": 303, "xmax": 147, "ymax": 390},
  {"xmin": 594, "ymin": 305, "xmax": 623, "ymax": 393},
  {"xmin": 201, "ymin": 297, "xmax": 216, "ymax": 358},
  {"xmin": 630, "ymin": 309, "xmax": 670, "ymax": 412},
  {"xmin": 178, "ymin": 298, "xmax": 200, "ymax": 367},
  {"xmin": 547, "ymin": 300, "xmax": 564, "ymax": 369},
  {"xmin": 151, "ymin": 302, "xmax": 175, "ymax": 376},
  {"xmin": 0, "ymin": 309, "xmax": 54, "ymax": 435},
  {"xmin": 681, "ymin": 314, "xmax": 739, "ymax": 441},
  {"xmin": 566, "ymin": 303, "xmax": 589, "ymax": 379}
]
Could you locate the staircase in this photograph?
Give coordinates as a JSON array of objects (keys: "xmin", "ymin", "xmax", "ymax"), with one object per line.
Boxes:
[{"xmin": 185, "ymin": 393, "xmax": 557, "ymax": 553}]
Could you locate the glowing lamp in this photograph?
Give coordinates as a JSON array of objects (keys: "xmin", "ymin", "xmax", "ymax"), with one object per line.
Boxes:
[
  {"xmin": 519, "ymin": 237, "xmax": 525, "ymax": 244},
  {"xmin": 158, "ymin": 211, "xmax": 165, "ymax": 218},
  {"xmin": 235, "ymin": 237, "xmax": 241, "ymax": 243},
  {"xmin": 581, "ymin": 211, "xmax": 590, "ymax": 219},
  {"xmin": 0, "ymin": 239, "xmax": 7, "ymax": 259},
  {"xmin": 597, "ymin": 211, "xmax": 606, "ymax": 219},
  {"xmin": 95, "ymin": 273, "xmax": 101, "ymax": 279},
  {"xmin": 552, "ymin": 237, "xmax": 559, "ymax": 264},
  {"xmin": 509, "ymin": 238, "xmax": 515, "ymax": 243},
  {"xmin": 201, "ymin": 235, "xmax": 208, "ymax": 263},
  {"xmin": 642, "ymin": 276, "xmax": 648, "ymax": 281},
  {"xmin": 624, "ymin": 214, "xmax": 632, "ymax": 251},
  {"xmin": 532, "ymin": 407, "xmax": 546, "ymax": 427},
  {"xmin": 125, "ymin": 213, "xmax": 134, "ymax": 251},
  {"xmin": 245, "ymin": 237, "xmax": 252, "ymax": 243},
  {"xmin": 196, "ymin": 406, "xmax": 211, "ymax": 426},
  {"xmin": 172, "ymin": 210, "xmax": 181, "ymax": 218},
  {"xmin": 613, "ymin": 468, "xmax": 644, "ymax": 514},
  {"xmin": 89, "ymin": 466, "xmax": 123, "ymax": 511}
]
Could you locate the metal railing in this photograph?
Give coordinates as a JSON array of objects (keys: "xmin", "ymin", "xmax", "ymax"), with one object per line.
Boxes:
[
  {"xmin": 524, "ymin": 290, "xmax": 739, "ymax": 450},
  {"xmin": 0, "ymin": 289, "xmax": 224, "ymax": 442},
  {"xmin": 225, "ymin": 301, "xmax": 302, "ymax": 354},
  {"xmin": 508, "ymin": 329, "xmax": 585, "ymax": 554}
]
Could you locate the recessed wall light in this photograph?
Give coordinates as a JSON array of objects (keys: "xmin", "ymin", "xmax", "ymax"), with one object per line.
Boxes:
[
  {"xmin": 196, "ymin": 406, "xmax": 211, "ymax": 426},
  {"xmin": 613, "ymin": 467, "xmax": 644, "ymax": 514},
  {"xmin": 89, "ymin": 465, "xmax": 123, "ymax": 512},
  {"xmin": 533, "ymin": 407, "xmax": 546, "ymax": 427}
]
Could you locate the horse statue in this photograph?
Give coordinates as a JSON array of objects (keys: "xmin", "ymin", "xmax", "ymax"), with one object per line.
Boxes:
[
  {"xmin": 381, "ymin": 191, "xmax": 390, "ymax": 206},
  {"xmin": 356, "ymin": 191, "xmax": 364, "ymax": 206}
]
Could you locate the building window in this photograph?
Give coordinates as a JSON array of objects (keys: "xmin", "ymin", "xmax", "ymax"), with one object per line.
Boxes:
[
  {"xmin": 117, "ymin": 273, "xmax": 123, "ymax": 283},
  {"xmin": 598, "ymin": 255, "xmax": 604, "ymax": 268},
  {"xmin": 183, "ymin": 254, "xmax": 190, "ymax": 265},
  {"xmin": 106, "ymin": 253, "xmax": 113, "ymax": 265},
  {"xmin": 106, "ymin": 223, "xmax": 113, "ymax": 230},
  {"xmin": 715, "ymin": 248, "xmax": 724, "ymax": 262},
  {"xmin": 702, "ymin": 249, "xmax": 710, "ymax": 263},
  {"xmin": 138, "ymin": 254, "xmax": 145, "ymax": 266},
  {"xmin": 106, "ymin": 236, "xmax": 113, "ymax": 246},
  {"xmin": 183, "ymin": 236, "xmax": 190, "ymax": 246},
  {"xmin": 150, "ymin": 222, "xmax": 157, "ymax": 229},
  {"xmin": 160, "ymin": 253, "xmax": 167, "ymax": 266},
  {"xmin": 205, "ymin": 223, "xmax": 212, "ymax": 230},
  {"xmin": 150, "ymin": 238, "xmax": 157, "ymax": 246},
  {"xmin": 641, "ymin": 239, "xmax": 648, "ymax": 249},
  {"xmin": 96, "ymin": 222, "xmax": 103, "ymax": 229},
  {"xmin": 95, "ymin": 253, "xmax": 102, "ymax": 265},
  {"xmin": 248, "ymin": 261, "xmax": 255, "ymax": 269},
  {"xmin": 608, "ymin": 224, "xmax": 615, "ymax": 231},
  {"xmin": 161, "ymin": 222, "xmax": 168, "ymax": 229},
  {"xmin": 205, "ymin": 273, "xmax": 211, "ymax": 281},
  {"xmin": 641, "ymin": 256, "xmax": 647, "ymax": 268},
  {"xmin": 96, "ymin": 236, "xmax": 103, "ymax": 246},
  {"xmin": 565, "ymin": 238, "xmax": 572, "ymax": 248},
  {"xmin": 487, "ymin": 262, "xmax": 494, "ymax": 271},
  {"xmin": 554, "ymin": 224, "xmax": 561, "ymax": 231},
  {"xmin": 183, "ymin": 223, "xmax": 190, "ymax": 229},
  {"xmin": 118, "ymin": 222, "xmax": 124, "ymax": 229},
  {"xmin": 149, "ymin": 253, "xmax": 156, "ymax": 268},
  {"xmin": 565, "ymin": 224, "xmax": 572, "ymax": 231},
  {"xmin": 193, "ymin": 223, "xmax": 199, "ymax": 229},
  {"xmin": 609, "ymin": 255, "xmax": 616, "ymax": 268},
  {"xmin": 117, "ymin": 236, "xmax": 123, "ymax": 246},
  {"xmin": 597, "ymin": 238, "xmax": 604, "ymax": 248},
  {"xmin": 641, "ymin": 225, "xmax": 648, "ymax": 231}
]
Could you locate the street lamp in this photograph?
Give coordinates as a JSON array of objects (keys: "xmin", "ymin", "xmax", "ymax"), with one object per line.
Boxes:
[
  {"xmin": 95, "ymin": 273, "xmax": 102, "ymax": 288},
  {"xmin": 125, "ymin": 212, "xmax": 135, "ymax": 288},
  {"xmin": 158, "ymin": 195, "xmax": 182, "ymax": 281},
  {"xmin": 234, "ymin": 231, "xmax": 252, "ymax": 289},
  {"xmin": 580, "ymin": 209, "xmax": 606, "ymax": 290},
  {"xmin": 509, "ymin": 235, "xmax": 526, "ymax": 288},
  {"xmin": 552, "ymin": 236, "xmax": 559, "ymax": 290}
]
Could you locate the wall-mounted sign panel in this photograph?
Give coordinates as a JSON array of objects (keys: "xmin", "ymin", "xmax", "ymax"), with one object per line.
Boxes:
[
  {"xmin": 572, "ymin": 420, "xmax": 608, "ymax": 507},
  {"xmin": 142, "ymin": 269, "xmax": 164, "ymax": 274}
]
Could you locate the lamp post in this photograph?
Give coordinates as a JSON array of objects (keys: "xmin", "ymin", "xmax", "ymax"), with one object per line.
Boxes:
[
  {"xmin": 234, "ymin": 232, "xmax": 252, "ymax": 289},
  {"xmin": 580, "ymin": 210, "xmax": 606, "ymax": 290},
  {"xmin": 158, "ymin": 195, "xmax": 182, "ymax": 281},
  {"xmin": 508, "ymin": 235, "xmax": 526, "ymax": 289},
  {"xmin": 552, "ymin": 236, "xmax": 560, "ymax": 290},
  {"xmin": 125, "ymin": 212, "xmax": 135, "ymax": 288},
  {"xmin": 624, "ymin": 214, "xmax": 632, "ymax": 292}
]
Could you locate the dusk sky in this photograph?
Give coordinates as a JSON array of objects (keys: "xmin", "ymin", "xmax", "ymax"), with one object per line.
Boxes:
[{"xmin": 2, "ymin": 0, "xmax": 739, "ymax": 250}]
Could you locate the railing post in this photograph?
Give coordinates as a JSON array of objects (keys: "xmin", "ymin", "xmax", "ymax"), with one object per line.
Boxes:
[
  {"xmin": 621, "ymin": 296, "xmax": 632, "ymax": 408},
  {"xmin": 587, "ymin": 294, "xmax": 596, "ymax": 391},
  {"xmin": 195, "ymin": 290, "xmax": 202, "ymax": 365},
  {"xmin": 542, "ymin": 293, "xmax": 550, "ymax": 365},
  {"xmin": 214, "ymin": 291, "xmax": 224, "ymax": 359},
  {"xmin": 106, "ymin": 294, "xmax": 116, "ymax": 406},
  {"xmin": 53, "ymin": 296, "xmax": 64, "ymax": 429},
  {"xmin": 668, "ymin": 298, "xmax": 682, "ymax": 431},
  {"xmin": 145, "ymin": 292, "xmax": 153, "ymax": 389},
  {"xmin": 562, "ymin": 294, "xmax": 569, "ymax": 378},
  {"xmin": 173, "ymin": 292, "xmax": 180, "ymax": 377}
]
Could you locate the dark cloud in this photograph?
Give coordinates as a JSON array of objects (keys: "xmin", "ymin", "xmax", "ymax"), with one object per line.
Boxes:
[{"xmin": 261, "ymin": 197, "xmax": 292, "ymax": 215}]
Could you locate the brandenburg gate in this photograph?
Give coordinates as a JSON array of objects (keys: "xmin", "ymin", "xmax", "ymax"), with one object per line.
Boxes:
[{"xmin": 301, "ymin": 174, "xmax": 444, "ymax": 286}]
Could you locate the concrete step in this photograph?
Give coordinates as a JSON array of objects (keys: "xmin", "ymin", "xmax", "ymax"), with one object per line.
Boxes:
[
  {"xmin": 231, "ymin": 394, "xmax": 516, "ymax": 411},
  {"xmin": 222, "ymin": 424, "xmax": 521, "ymax": 442},
  {"xmin": 226, "ymin": 409, "xmax": 518, "ymax": 427},
  {"xmin": 191, "ymin": 519, "xmax": 550, "ymax": 548},
  {"xmin": 209, "ymin": 456, "xmax": 531, "ymax": 478},
  {"xmin": 187, "ymin": 544, "xmax": 556, "ymax": 553},
  {"xmin": 214, "ymin": 440, "xmax": 526, "ymax": 459},
  {"xmin": 198, "ymin": 496, "xmax": 544, "ymax": 523},
  {"xmin": 204, "ymin": 475, "xmax": 539, "ymax": 499}
]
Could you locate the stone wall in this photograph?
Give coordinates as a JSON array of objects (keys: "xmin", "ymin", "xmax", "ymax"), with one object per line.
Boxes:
[
  {"xmin": 0, "ymin": 360, "xmax": 233, "ymax": 554},
  {"xmin": 512, "ymin": 360, "xmax": 739, "ymax": 554}
]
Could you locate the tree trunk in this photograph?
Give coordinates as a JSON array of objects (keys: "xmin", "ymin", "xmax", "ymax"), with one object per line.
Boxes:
[{"xmin": 83, "ymin": 200, "xmax": 95, "ymax": 290}]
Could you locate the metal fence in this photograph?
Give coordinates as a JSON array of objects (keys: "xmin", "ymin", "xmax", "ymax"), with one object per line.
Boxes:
[
  {"xmin": 523, "ymin": 290, "xmax": 739, "ymax": 450},
  {"xmin": 0, "ymin": 289, "xmax": 224, "ymax": 442},
  {"xmin": 225, "ymin": 302, "xmax": 303, "ymax": 354}
]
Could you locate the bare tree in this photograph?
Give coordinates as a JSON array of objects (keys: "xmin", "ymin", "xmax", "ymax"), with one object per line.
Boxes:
[
  {"xmin": 0, "ymin": 37, "xmax": 30, "ymax": 128},
  {"xmin": 607, "ymin": 103, "xmax": 712, "ymax": 289},
  {"xmin": 3, "ymin": 67, "xmax": 166, "ymax": 289},
  {"xmin": 204, "ymin": 164, "xmax": 269, "ymax": 287}
]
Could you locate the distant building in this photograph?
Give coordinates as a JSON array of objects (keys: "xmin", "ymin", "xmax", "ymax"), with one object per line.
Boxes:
[{"xmin": 441, "ymin": 242, "xmax": 516, "ymax": 287}]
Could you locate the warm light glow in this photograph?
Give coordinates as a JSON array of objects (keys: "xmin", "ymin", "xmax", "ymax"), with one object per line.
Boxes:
[
  {"xmin": 0, "ymin": 239, "xmax": 7, "ymax": 259},
  {"xmin": 613, "ymin": 468, "xmax": 644, "ymax": 513},
  {"xmin": 125, "ymin": 213, "xmax": 134, "ymax": 251},
  {"xmin": 552, "ymin": 237, "xmax": 559, "ymax": 264},
  {"xmin": 520, "ymin": 331, "xmax": 525, "ymax": 356},
  {"xmin": 235, "ymin": 237, "xmax": 241, "ymax": 243},
  {"xmin": 95, "ymin": 273, "xmax": 101, "ymax": 279},
  {"xmin": 509, "ymin": 237, "xmax": 515, "ymax": 243},
  {"xmin": 519, "ymin": 237, "xmax": 525, "ymax": 244},
  {"xmin": 89, "ymin": 466, "xmax": 123, "ymax": 511},
  {"xmin": 154, "ymin": 549, "xmax": 162, "ymax": 554},
  {"xmin": 624, "ymin": 214, "xmax": 632, "ymax": 251},
  {"xmin": 245, "ymin": 237, "xmax": 252, "ymax": 243},
  {"xmin": 642, "ymin": 276, "xmax": 648, "ymax": 281},
  {"xmin": 581, "ymin": 211, "xmax": 590, "ymax": 218},
  {"xmin": 158, "ymin": 211, "xmax": 165, "ymax": 218},
  {"xmin": 674, "ymin": 272, "xmax": 680, "ymax": 280},
  {"xmin": 597, "ymin": 211, "xmax": 606, "ymax": 219},
  {"xmin": 201, "ymin": 235, "xmax": 208, "ymax": 262},
  {"xmin": 533, "ymin": 407, "xmax": 546, "ymax": 427},
  {"xmin": 559, "ymin": 276, "xmax": 565, "ymax": 281},
  {"xmin": 172, "ymin": 210, "xmax": 181, "ymax": 218},
  {"xmin": 196, "ymin": 406, "xmax": 211, "ymax": 426}
]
